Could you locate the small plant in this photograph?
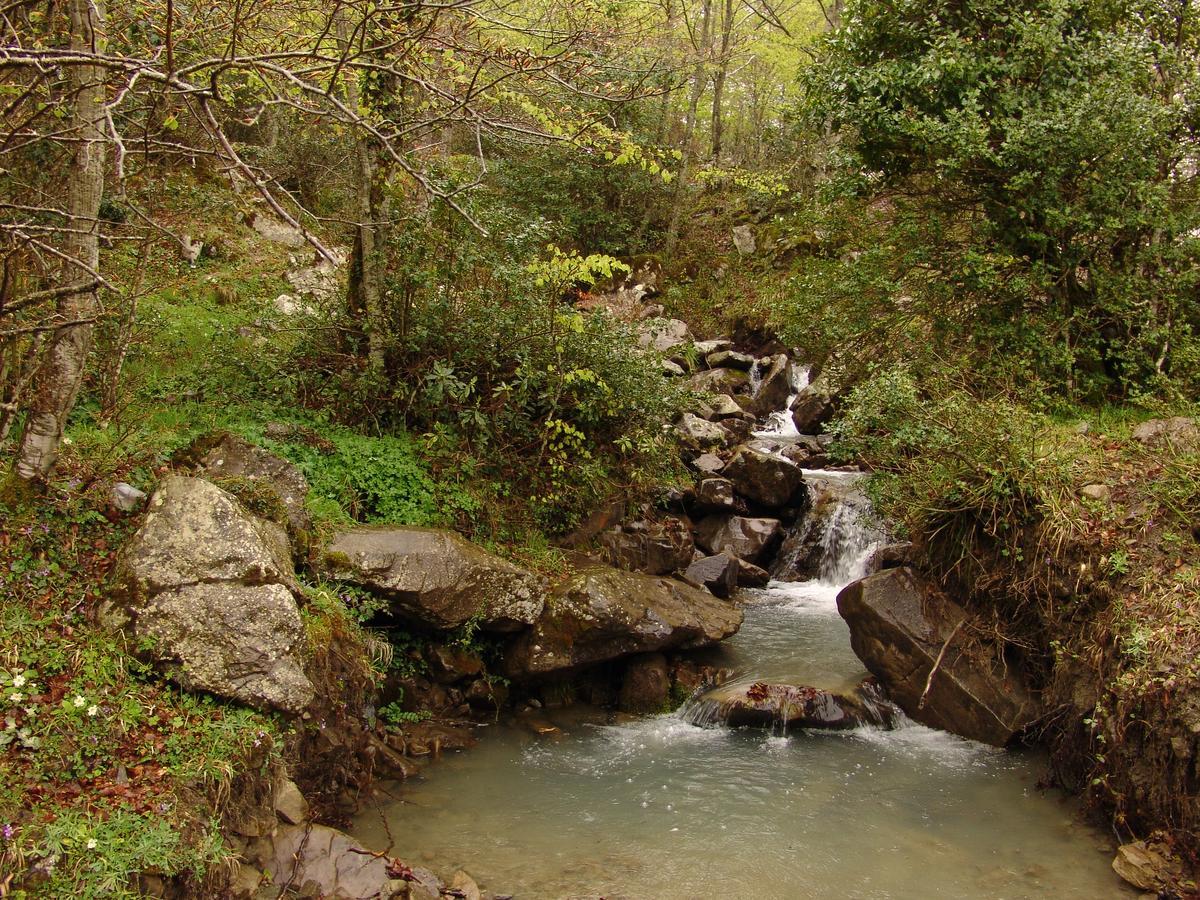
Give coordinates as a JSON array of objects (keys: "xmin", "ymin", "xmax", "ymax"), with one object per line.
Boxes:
[{"xmin": 378, "ymin": 701, "xmax": 431, "ymax": 727}]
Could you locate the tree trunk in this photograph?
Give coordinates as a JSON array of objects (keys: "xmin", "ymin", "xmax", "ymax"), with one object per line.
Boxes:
[
  {"xmin": 710, "ymin": 0, "xmax": 735, "ymax": 161},
  {"xmin": 339, "ymin": 12, "xmax": 387, "ymax": 374},
  {"xmin": 13, "ymin": 0, "xmax": 107, "ymax": 482},
  {"xmin": 664, "ymin": 0, "xmax": 712, "ymax": 260}
]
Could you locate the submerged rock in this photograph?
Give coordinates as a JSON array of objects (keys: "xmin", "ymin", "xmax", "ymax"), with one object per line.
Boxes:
[
  {"xmin": 323, "ymin": 526, "xmax": 545, "ymax": 631},
  {"xmin": 113, "ymin": 476, "xmax": 313, "ymax": 714},
  {"xmin": 257, "ymin": 823, "xmax": 395, "ymax": 899},
  {"xmin": 698, "ymin": 680, "xmax": 893, "ymax": 730},
  {"xmin": 836, "ymin": 567, "xmax": 1038, "ymax": 746},
  {"xmin": 694, "ymin": 515, "xmax": 783, "ymax": 565},
  {"xmin": 504, "ymin": 566, "xmax": 742, "ymax": 679}
]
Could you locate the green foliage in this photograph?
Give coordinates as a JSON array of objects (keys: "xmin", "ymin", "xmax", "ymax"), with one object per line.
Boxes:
[
  {"xmin": 830, "ymin": 366, "xmax": 1079, "ymax": 559},
  {"xmin": 378, "ymin": 701, "xmax": 431, "ymax": 727},
  {"xmin": 798, "ymin": 0, "xmax": 1200, "ymax": 402}
]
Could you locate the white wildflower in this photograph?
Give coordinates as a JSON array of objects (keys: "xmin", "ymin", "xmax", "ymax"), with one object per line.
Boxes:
[
  {"xmin": 12, "ymin": 675, "xmax": 25, "ymax": 689},
  {"xmin": 87, "ymin": 705, "xmax": 98, "ymax": 717},
  {"xmin": 8, "ymin": 692, "xmax": 22, "ymax": 704},
  {"xmin": 73, "ymin": 695, "xmax": 86, "ymax": 708},
  {"xmin": 86, "ymin": 838, "xmax": 97, "ymax": 850}
]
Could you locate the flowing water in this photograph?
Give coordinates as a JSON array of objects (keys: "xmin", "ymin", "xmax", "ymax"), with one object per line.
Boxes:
[{"xmin": 353, "ymin": 479, "xmax": 1131, "ymax": 899}]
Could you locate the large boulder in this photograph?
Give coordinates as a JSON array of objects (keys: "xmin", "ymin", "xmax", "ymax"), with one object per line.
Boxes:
[
  {"xmin": 694, "ymin": 515, "xmax": 783, "ymax": 565},
  {"xmin": 113, "ymin": 476, "xmax": 313, "ymax": 714},
  {"xmin": 693, "ymin": 477, "xmax": 740, "ymax": 513},
  {"xmin": 599, "ymin": 518, "xmax": 695, "ymax": 576},
  {"xmin": 722, "ymin": 446, "xmax": 807, "ymax": 509},
  {"xmin": 184, "ymin": 431, "xmax": 311, "ymax": 541},
  {"xmin": 706, "ymin": 350, "xmax": 756, "ymax": 371},
  {"xmin": 323, "ymin": 527, "xmax": 545, "ymax": 631},
  {"xmin": 836, "ymin": 568, "xmax": 1038, "ymax": 746},
  {"xmin": 503, "ymin": 566, "xmax": 742, "ymax": 679},
  {"xmin": 1131, "ymin": 416, "xmax": 1198, "ymax": 447},
  {"xmin": 790, "ymin": 373, "xmax": 838, "ymax": 433}
]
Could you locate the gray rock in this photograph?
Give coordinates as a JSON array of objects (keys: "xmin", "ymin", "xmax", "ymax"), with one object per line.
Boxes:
[
  {"xmin": 733, "ymin": 557, "xmax": 771, "ymax": 587},
  {"xmin": 636, "ymin": 318, "xmax": 694, "ymax": 353},
  {"xmin": 251, "ymin": 212, "xmax": 308, "ymax": 247},
  {"xmin": 705, "ymin": 394, "xmax": 746, "ymax": 420},
  {"xmin": 674, "ymin": 413, "xmax": 732, "ymax": 450},
  {"xmin": 684, "ymin": 552, "xmax": 739, "ymax": 598},
  {"xmin": 260, "ymin": 824, "xmax": 393, "ymax": 899},
  {"xmin": 705, "ymin": 350, "xmax": 756, "ymax": 371},
  {"xmin": 836, "ymin": 568, "xmax": 1038, "ymax": 746},
  {"xmin": 1131, "ymin": 416, "xmax": 1198, "ymax": 446},
  {"xmin": 694, "ymin": 515, "xmax": 783, "ymax": 565},
  {"xmin": 693, "ymin": 339, "xmax": 733, "ymax": 356},
  {"xmin": 114, "ymin": 476, "xmax": 313, "ymax": 714},
  {"xmin": 274, "ymin": 778, "xmax": 309, "ymax": 825},
  {"xmin": 732, "ymin": 224, "xmax": 756, "ymax": 255},
  {"xmin": 661, "ymin": 359, "xmax": 686, "ymax": 377},
  {"xmin": 722, "ymin": 446, "xmax": 807, "ymax": 508},
  {"xmin": 504, "ymin": 567, "xmax": 743, "ymax": 679},
  {"xmin": 619, "ymin": 653, "xmax": 671, "ymax": 713},
  {"xmin": 111, "ymin": 482, "xmax": 147, "ymax": 513},
  {"xmin": 690, "ymin": 453, "xmax": 726, "ymax": 475},
  {"xmin": 323, "ymin": 527, "xmax": 546, "ymax": 632},
  {"xmin": 1080, "ymin": 483, "xmax": 1111, "ymax": 501}
]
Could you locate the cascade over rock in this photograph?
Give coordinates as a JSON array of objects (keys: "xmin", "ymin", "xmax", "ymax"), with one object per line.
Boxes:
[
  {"xmin": 323, "ymin": 526, "xmax": 545, "ymax": 631},
  {"xmin": 747, "ymin": 354, "xmax": 792, "ymax": 417},
  {"xmin": 836, "ymin": 567, "xmax": 1038, "ymax": 746},
  {"xmin": 503, "ymin": 566, "xmax": 742, "ymax": 679},
  {"xmin": 692, "ymin": 680, "xmax": 893, "ymax": 730},
  {"xmin": 112, "ymin": 476, "xmax": 313, "ymax": 714}
]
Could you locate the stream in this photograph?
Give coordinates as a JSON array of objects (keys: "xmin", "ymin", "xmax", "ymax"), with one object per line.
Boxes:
[{"xmin": 353, "ymin": 472, "xmax": 1132, "ymax": 899}]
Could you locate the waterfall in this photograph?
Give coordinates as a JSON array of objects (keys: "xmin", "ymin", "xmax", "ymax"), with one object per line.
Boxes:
[{"xmin": 816, "ymin": 491, "xmax": 885, "ymax": 585}]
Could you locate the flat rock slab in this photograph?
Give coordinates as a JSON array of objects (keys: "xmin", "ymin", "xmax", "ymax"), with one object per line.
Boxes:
[
  {"xmin": 262, "ymin": 824, "xmax": 395, "ymax": 899},
  {"xmin": 836, "ymin": 567, "xmax": 1038, "ymax": 746},
  {"xmin": 504, "ymin": 566, "xmax": 742, "ymax": 679},
  {"xmin": 323, "ymin": 526, "xmax": 545, "ymax": 631}
]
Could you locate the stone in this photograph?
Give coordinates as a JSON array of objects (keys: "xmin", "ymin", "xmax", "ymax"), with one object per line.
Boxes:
[
  {"xmin": 689, "ymin": 367, "xmax": 750, "ymax": 396},
  {"xmin": 733, "ymin": 557, "xmax": 771, "ymax": 588},
  {"xmin": 186, "ymin": 431, "xmax": 312, "ymax": 540},
  {"xmin": 274, "ymin": 778, "xmax": 309, "ymax": 825},
  {"xmin": 693, "ymin": 477, "xmax": 739, "ymax": 513},
  {"xmin": 426, "ymin": 644, "xmax": 485, "ymax": 683},
  {"xmin": 701, "ymin": 681, "xmax": 893, "ymax": 730},
  {"xmin": 465, "ymin": 678, "xmax": 509, "ymax": 710},
  {"xmin": 251, "ymin": 212, "xmax": 308, "ymax": 247},
  {"xmin": 674, "ymin": 413, "xmax": 732, "ymax": 450},
  {"xmin": 504, "ymin": 566, "xmax": 743, "ymax": 679},
  {"xmin": 748, "ymin": 354, "xmax": 792, "ymax": 417},
  {"xmin": 836, "ymin": 568, "xmax": 1038, "ymax": 746},
  {"xmin": 1131, "ymin": 416, "xmax": 1198, "ymax": 446},
  {"xmin": 1080, "ymin": 483, "xmax": 1111, "ymax": 501},
  {"xmin": 705, "ymin": 350, "xmax": 756, "ymax": 371},
  {"xmin": 636, "ymin": 318, "xmax": 694, "ymax": 353},
  {"xmin": 706, "ymin": 394, "xmax": 746, "ymax": 420},
  {"xmin": 791, "ymin": 373, "xmax": 838, "ymax": 433},
  {"xmin": 599, "ymin": 518, "xmax": 694, "ymax": 576},
  {"xmin": 732, "ymin": 224, "xmax": 756, "ymax": 255},
  {"xmin": 865, "ymin": 542, "xmax": 916, "ymax": 574},
  {"xmin": 323, "ymin": 527, "xmax": 545, "ymax": 631},
  {"xmin": 1111, "ymin": 841, "xmax": 1181, "ymax": 892},
  {"xmin": 690, "ymin": 453, "xmax": 726, "ymax": 475},
  {"xmin": 694, "ymin": 339, "xmax": 733, "ymax": 356},
  {"xmin": 684, "ymin": 552, "xmax": 739, "ymax": 599},
  {"xmin": 694, "ymin": 515, "xmax": 783, "ymax": 565},
  {"xmin": 110, "ymin": 482, "xmax": 147, "ymax": 513},
  {"xmin": 722, "ymin": 446, "xmax": 807, "ymax": 508},
  {"xmin": 619, "ymin": 653, "xmax": 671, "ymax": 713},
  {"xmin": 661, "ymin": 359, "xmax": 686, "ymax": 377},
  {"xmin": 449, "ymin": 870, "xmax": 482, "ymax": 900},
  {"xmin": 261, "ymin": 824, "xmax": 393, "ymax": 899},
  {"xmin": 113, "ymin": 476, "xmax": 313, "ymax": 714}
]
